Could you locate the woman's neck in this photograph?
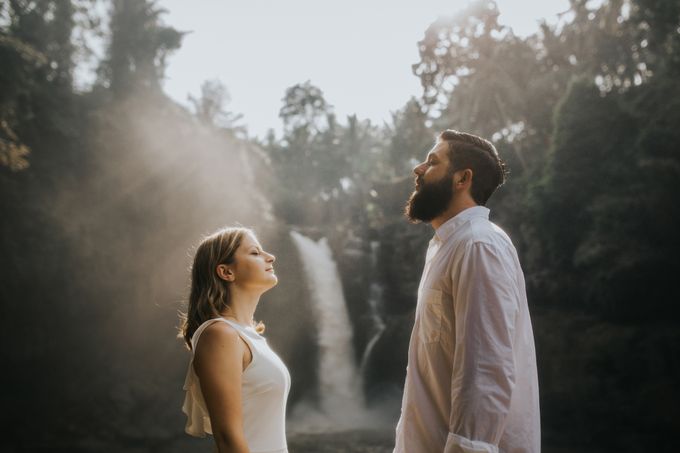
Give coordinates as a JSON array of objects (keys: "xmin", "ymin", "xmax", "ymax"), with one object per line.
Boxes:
[{"xmin": 222, "ymin": 286, "xmax": 262, "ymax": 325}]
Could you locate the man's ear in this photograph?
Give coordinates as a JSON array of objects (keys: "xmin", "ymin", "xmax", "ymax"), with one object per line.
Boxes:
[
  {"xmin": 216, "ymin": 264, "xmax": 235, "ymax": 282},
  {"xmin": 454, "ymin": 169, "xmax": 473, "ymax": 188}
]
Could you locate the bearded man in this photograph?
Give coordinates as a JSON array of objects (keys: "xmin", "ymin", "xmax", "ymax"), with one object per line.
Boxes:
[{"xmin": 393, "ymin": 130, "xmax": 540, "ymax": 453}]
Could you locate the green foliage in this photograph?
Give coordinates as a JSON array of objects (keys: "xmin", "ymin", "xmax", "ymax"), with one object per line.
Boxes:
[
  {"xmin": 98, "ymin": 0, "xmax": 184, "ymax": 95},
  {"xmin": 188, "ymin": 79, "xmax": 245, "ymax": 136},
  {"xmin": 0, "ymin": 33, "xmax": 44, "ymax": 170},
  {"xmin": 415, "ymin": 1, "xmax": 538, "ymax": 139},
  {"xmin": 3, "ymin": 0, "xmax": 76, "ymax": 84},
  {"xmin": 573, "ymin": 76, "xmax": 680, "ymax": 318},
  {"xmin": 629, "ymin": 0, "xmax": 680, "ymax": 75},
  {"xmin": 0, "ymin": 1, "xmax": 75, "ymax": 171},
  {"xmin": 279, "ymin": 80, "xmax": 332, "ymax": 135},
  {"xmin": 386, "ymin": 98, "xmax": 433, "ymax": 178},
  {"xmin": 527, "ymin": 64, "xmax": 680, "ymax": 319},
  {"xmin": 540, "ymin": 78, "xmax": 636, "ymax": 274},
  {"xmin": 267, "ymin": 81, "xmax": 394, "ymax": 227},
  {"xmin": 0, "ymin": 117, "xmax": 30, "ymax": 170}
]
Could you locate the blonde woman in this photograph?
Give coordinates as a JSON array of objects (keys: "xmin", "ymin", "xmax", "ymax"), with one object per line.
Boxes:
[{"xmin": 180, "ymin": 227, "xmax": 290, "ymax": 453}]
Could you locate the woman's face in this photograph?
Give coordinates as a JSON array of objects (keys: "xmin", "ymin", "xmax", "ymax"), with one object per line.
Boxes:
[{"xmin": 224, "ymin": 232, "xmax": 277, "ymax": 291}]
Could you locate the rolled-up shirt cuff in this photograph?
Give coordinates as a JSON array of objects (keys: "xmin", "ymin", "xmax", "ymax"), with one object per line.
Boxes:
[{"xmin": 444, "ymin": 433, "xmax": 498, "ymax": 453}]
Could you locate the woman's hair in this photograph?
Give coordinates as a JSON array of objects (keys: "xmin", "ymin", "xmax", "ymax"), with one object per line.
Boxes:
[{"xmin": 179, "ymin": 226, "xmax": 263, "ymax": 349}]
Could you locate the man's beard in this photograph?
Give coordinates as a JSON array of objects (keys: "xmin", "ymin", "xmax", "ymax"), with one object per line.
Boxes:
[{"xmin": 404, "ymin": 172, "xmax": 454, "ymax": 223}]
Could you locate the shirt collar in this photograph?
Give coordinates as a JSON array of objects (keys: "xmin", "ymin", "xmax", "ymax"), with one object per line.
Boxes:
[{"xmin": 434, "ymin": 206, "xmax": 490, "ymax": 243}]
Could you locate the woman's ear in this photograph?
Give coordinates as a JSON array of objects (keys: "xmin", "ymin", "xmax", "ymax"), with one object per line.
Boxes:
[{"xmin": 216, "ymin": 264, "xmax": 235, "ymax": 282}]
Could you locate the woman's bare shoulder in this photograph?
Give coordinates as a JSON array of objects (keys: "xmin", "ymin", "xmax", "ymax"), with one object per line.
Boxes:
[{"xmin": 195, "ymin": 320, "xmax": 242, "ymax": 354}]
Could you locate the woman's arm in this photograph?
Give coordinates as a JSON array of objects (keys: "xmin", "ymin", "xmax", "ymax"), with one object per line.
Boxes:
[{"xmin": 193, "ymin": 323, "xmax": 250, "ymax": 453}]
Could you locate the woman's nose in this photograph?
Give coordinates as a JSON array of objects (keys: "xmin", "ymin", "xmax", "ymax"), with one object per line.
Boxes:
[{"xmin": 267, "ymin": 253, "xmax": 276, "ymax": 263}]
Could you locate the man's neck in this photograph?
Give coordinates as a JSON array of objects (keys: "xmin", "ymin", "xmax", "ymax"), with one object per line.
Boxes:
[{"xmin": 430, "ymin": 198, "xmax": 478, "ymax": 230}]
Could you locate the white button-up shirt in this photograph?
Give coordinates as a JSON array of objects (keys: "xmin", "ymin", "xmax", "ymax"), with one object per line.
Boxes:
[{"xmin": 394, "ymin": 206, "xmax": 540, "ymax": 453}]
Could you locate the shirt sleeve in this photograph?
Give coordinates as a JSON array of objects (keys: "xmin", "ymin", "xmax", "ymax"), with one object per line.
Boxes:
[{"xmin": 444, "ymin": 241, "xmax": 519, "ymax": 453}]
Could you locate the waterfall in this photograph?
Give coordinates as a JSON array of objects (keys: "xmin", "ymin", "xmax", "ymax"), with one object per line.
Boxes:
[
  {"xmin": 360, "ymin": 241, "xmax": 386, "ymax": 374},
  {"xmin": 289, "ymin": 231, "xmax": 383, "ymax": 432}
]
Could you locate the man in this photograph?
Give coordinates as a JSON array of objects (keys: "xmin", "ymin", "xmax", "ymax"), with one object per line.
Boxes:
[{"xmin": 394, "ymin": 130, "xmax": 540, "ymax": 453}]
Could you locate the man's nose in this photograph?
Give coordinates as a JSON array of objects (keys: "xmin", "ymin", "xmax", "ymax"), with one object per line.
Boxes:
[{"xmin": 413, "ymin": 162, "xmax": 426, "ymax": 175}]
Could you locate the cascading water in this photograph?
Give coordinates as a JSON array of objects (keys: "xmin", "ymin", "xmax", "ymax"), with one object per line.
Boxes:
[
  {"xmin": 360, "ymin": 240, "xmax": 387, "ymax": 373},
  {"xmin": 289, "ymin": 231, "xmax": 392, "ymax": 432}
]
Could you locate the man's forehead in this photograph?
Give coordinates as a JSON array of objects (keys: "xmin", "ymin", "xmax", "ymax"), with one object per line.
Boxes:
[{"xmin": 426, "ymin": 141, "xmax": 450, "ymax": 159}]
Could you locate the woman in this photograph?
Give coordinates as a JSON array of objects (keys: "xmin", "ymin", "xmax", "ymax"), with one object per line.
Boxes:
[{"xmin": 180, "ymin": 226, "xmax": 290, "ymax": 453}]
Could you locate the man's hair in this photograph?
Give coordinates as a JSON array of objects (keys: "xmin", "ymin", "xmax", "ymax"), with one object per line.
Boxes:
[{"xmin": 438, "ymin": 130, "xmax": 507, "ymax": 205}]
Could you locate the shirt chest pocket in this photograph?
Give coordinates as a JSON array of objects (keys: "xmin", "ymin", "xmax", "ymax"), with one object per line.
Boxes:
[{"xmin": 418, "ymin": 288, "xmax": 443, "ymax": 344}]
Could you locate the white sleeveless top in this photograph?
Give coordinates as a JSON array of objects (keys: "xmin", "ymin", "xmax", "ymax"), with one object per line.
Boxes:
[{"xmin": 182, "ymin": 318, "xmax": 291, "ymax": 453}]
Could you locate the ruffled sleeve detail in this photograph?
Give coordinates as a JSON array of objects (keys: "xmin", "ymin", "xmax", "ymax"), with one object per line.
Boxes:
[
  {"xmin": 182, "ymin": 359, "xmax": 212, "ymax": 437},
  {"xmin": 182, "ymin": 318, "xmax": 225, "ymax": 437}
]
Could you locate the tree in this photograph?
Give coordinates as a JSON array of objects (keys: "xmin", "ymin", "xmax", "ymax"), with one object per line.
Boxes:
[
  {"xmin": 98, "ymin": 0, "xmax": 184, "ymax": 95},
  {"xmin": 531, "ymin": 77, "xmax": 637, "ymax": 308},
  {"xmin": 0, "ymin": 0, "xmax": 89, "ymax": 170},
  {"xmin": 0, "ymin": 33, "xmax": 45, "ymax": 171},
  {"xmin": 279, "ymin": 80, "xmax": 332, "ymax": 136},
  {"xmin": 564, "ymin": 76, "xmax": 680, "ymax": 319},
  {"xmin": 414, "ymin": 1, "xmax": 532, "ymax": 137},
  {"xmin": 386, "ymin": 97, "xmax": 433, "ymax": 178},
  {"xmin": 188, "ymin": 79, "xmax": 245, "ymax": 136}
]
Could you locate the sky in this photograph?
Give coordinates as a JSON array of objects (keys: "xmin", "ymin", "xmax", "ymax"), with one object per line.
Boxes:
[{"xmin": 158, "ymin": 0, "xmax": 570, "ymax": 139}]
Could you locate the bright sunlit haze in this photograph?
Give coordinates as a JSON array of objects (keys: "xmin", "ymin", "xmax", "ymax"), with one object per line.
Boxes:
[{"xmin": 159, "ymin": 0, "xmax": 570, "ymax": 139}]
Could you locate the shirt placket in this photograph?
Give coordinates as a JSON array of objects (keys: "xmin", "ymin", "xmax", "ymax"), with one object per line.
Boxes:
[{"xmin": 417, "ymin": 237, "xmax": 442, "ymax": 296}]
